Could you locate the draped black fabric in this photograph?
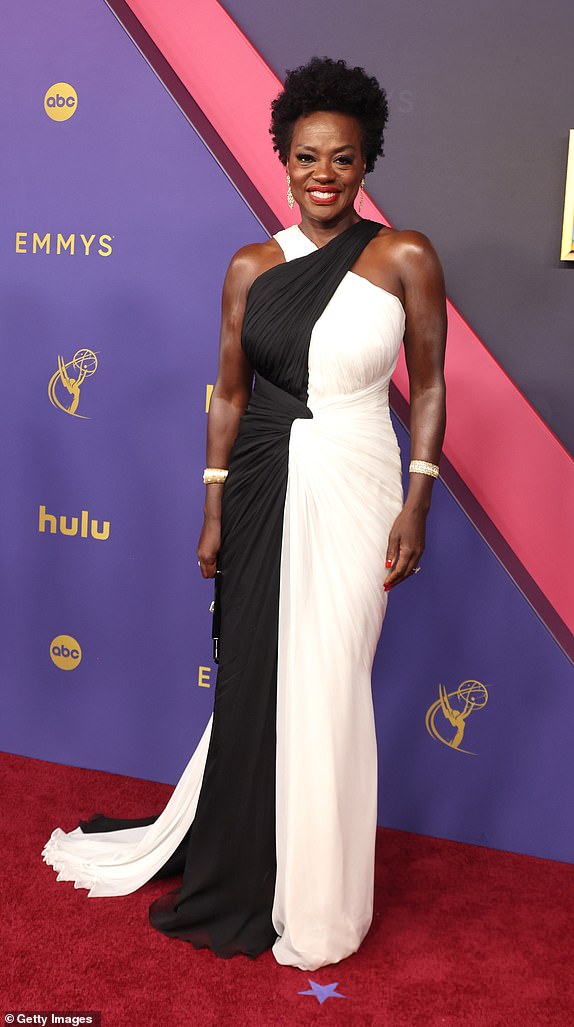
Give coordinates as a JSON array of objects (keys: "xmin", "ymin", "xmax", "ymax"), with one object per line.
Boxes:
[{"xmin": 79, "ymin": 218, "xmax": 384, "ymax": 959}]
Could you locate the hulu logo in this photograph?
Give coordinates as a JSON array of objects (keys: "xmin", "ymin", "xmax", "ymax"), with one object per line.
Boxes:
[{"xmin": 38, "ymin": 504, "xmax": 110, "ymax": 541}]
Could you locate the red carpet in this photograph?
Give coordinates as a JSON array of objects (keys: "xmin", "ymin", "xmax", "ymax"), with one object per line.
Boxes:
[{"xmin": 3, "ymin": 749, "xmax": 574, "ymax": 1026}]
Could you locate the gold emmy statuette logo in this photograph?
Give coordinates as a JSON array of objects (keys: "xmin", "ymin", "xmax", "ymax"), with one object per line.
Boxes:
[
  {"xmin": 50, "ymin": 634, "xmax": 82, "ymax": 670},
  {"xmin": 44, "ymin": 82, "xmax": 78, "ymax": 121},
  {"xmin": 48, "ymin": 347, "xmax": 98, "ymax": 418},
  {"xmin": 425, "ymin": 679, "xmax": 490, "ymax": 756}
]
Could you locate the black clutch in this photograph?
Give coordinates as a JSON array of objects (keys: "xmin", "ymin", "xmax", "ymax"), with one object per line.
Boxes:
[{"xmin": 210, "ymin": 568, "xmax": 222, "ymax": 664}]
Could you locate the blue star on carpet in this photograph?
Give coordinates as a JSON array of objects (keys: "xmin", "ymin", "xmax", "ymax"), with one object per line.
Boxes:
[{"xmin": 298, "ymin": 979, "xmax": 347, "ymax": 1005}]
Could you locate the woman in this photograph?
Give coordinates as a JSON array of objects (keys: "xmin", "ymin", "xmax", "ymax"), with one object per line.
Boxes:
[{"xmin": 42, "ymin": 57, "xmax": 447, "ymax": 971}]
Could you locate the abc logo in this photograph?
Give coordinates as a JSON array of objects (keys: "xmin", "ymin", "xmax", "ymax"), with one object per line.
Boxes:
[
  {"xmin": 50, "ymin": 634, "xmax": 82, "ymax": 670},
  {"xmin": 44, "ymin": 82, "xmax": 78, "ymax": 122}
]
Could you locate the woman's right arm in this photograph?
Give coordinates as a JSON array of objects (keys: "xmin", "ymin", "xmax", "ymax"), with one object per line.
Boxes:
[{"xmin": 196, "ymin": 246, "xmax": 260, "ymax": 578}]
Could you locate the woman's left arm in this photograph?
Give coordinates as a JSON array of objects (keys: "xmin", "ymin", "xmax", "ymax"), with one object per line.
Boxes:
[{"xmin": 384, "ymin": 231, "xmax": 447, "ymax": 590}]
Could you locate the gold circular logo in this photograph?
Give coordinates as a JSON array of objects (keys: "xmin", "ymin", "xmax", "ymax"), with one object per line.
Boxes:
[
  {"xmin": 44, "ymin": 82, "xmax": 78, "ymax": 122},
  {"xmin": 50, "ymin": 634, "xmax": 82, "ymax": 670}
]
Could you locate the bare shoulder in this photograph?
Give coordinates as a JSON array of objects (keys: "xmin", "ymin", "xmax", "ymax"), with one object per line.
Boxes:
[
  {"xmin": 375, "ymin": 226, "xmax": 444, "ymax": 283},
  {"xmin": 376, "ymin": 228, "xmax": 446, "ymax": 338},
  {"xmin": 224, "ymin": 238, "xmax": 285, "ymax": 296},
  {"xmin": 357, "ymin": 224, "xmax": 444, "ymax": 304}
]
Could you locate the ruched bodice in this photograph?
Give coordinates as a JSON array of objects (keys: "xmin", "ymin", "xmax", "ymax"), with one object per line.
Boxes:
[{"xmin": 274, "ymin": 224, "xmax": 405, "ymax": 403}]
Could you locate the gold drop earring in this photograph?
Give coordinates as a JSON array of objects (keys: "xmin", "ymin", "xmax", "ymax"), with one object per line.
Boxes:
[
  {"xmin": 358, "ymin": 176, "xmax": 365, "ymax": 212},
  {"xmin": 286, "ymin": 171, "xmax": 294, "ymax": 210}
]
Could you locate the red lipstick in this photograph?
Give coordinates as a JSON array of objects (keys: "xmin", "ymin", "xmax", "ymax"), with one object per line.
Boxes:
[{"xmin": 307, "ymin": 189, "xmax": 340, "ymax": 205}]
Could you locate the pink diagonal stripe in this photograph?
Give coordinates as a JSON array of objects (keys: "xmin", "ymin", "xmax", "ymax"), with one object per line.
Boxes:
[{"xmin": 126, "ymin": 0, "xmax": 574, "ymax": 634}]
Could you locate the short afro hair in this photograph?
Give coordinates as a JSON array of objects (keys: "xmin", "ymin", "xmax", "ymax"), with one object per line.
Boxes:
[{"xmin": 270, "ymin": 56, "xmax": 389, "ymax": 174}]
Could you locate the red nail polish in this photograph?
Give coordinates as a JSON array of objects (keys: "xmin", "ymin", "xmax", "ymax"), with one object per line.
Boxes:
[{"xmin": 385, "ymin": 559, "xmax": 392, "ymax": 568}]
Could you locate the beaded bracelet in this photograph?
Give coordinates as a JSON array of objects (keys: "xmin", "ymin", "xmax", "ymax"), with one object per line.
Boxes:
[
  {"xmin": 203, "ymin": 467, "xmax": 229, "ymax": 485},
  {"xmin": 409, "ymin": 459, "xmax": 439, "ymax": 478}
]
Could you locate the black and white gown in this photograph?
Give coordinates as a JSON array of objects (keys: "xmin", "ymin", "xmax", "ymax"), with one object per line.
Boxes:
[{"xmin": 41, "ymin": 219, "xmax": 405, "ymax": 971}]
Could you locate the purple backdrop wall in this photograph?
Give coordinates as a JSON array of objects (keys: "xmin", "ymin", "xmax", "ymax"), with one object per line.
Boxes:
[
  {"xmin": 0, "ymin": 0, "xmax": 265, "ymax": 779},
  {"xmin": 1, "ymin": 0, "xmax": 573, "ymax": 865}
]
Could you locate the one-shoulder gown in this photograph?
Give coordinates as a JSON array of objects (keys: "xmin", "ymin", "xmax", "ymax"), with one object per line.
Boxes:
[{"xmin": 41, "ymin": 219, "xmax": 406, "ymax": 971}]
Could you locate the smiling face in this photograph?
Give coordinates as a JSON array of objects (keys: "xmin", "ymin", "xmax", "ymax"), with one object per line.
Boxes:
[{"xmin": 287, "ymin": 110, "xmax": 367, "ymax": 225}]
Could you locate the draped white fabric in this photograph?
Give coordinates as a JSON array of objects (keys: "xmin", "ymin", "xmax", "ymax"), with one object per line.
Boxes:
[
  {"xmin": 271, "ymin": 226, "xmax": 405, "ymax": 968},
  {"xmin": 41, "ymin": 224, "xmax": 405, "ymax": 969},
  {"xmin": 41, "ymin": 715, "xmax": 213, "ymax": 896}
]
